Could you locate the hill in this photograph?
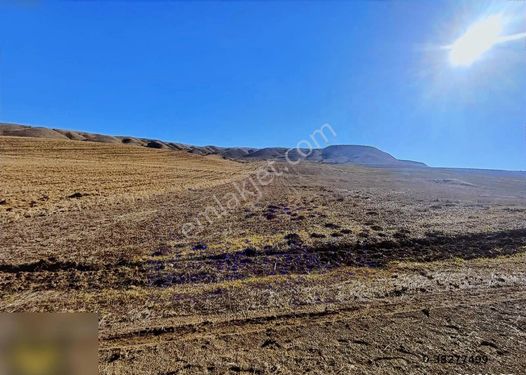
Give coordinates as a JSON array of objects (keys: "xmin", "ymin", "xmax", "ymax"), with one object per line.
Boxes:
[{"xmin": 0, "ymin": 122, "xmax": 426, "ymax": 167}]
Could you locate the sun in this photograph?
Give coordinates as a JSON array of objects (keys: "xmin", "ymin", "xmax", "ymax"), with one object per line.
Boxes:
[{"xmin": 448, "ymin": 15, "xmax": 503, "ymax": 67}]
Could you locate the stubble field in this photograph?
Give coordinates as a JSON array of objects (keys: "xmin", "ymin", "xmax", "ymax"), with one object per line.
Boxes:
[{"xmin": 1, "ymin": 136, "xmax": 526, "ymax": 374}]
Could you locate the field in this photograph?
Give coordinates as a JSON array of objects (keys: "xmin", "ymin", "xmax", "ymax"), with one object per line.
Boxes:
[{"xmin": 1, "ymin": 136, "xmax": 526, "ymax": 374}]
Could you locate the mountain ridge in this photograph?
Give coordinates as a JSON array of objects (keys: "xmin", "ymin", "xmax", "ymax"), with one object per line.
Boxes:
[{"xmin": 0, "ymin": 122, "xmax": 427, "ymax": 168}]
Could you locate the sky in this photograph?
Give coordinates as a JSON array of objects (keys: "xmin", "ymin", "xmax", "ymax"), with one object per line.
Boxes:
[{"xmin": 0, "ymin": 1, "xmax": 525, "ymax": 170}]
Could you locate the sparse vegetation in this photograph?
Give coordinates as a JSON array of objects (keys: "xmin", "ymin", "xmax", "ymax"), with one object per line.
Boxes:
[{"xmin": 1, "ymin": 136, "xmax": 526, "ymax": 374}]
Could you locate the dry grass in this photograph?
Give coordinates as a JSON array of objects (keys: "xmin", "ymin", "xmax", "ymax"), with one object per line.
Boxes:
[
  {"xmin": 0, "ymin": 136, "xmax": 253, "ymax": 219},
  {"xmin": 1, "ymin": 136, "xmax": 526, "ymax": 374}
]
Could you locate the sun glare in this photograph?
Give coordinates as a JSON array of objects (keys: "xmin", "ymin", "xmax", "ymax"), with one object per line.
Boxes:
[{"xmin": 449, "ymin": 15, "xmax": 503, "ymax": 67}]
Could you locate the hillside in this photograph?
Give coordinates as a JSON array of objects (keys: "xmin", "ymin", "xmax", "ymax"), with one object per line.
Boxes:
[
  {"xmin": 0, "ymin": 123, "xmax": 426, "ymax": 167},
  {"xmin": 1, "ymin": 135, "xmax": 526, "ymax": 374}
]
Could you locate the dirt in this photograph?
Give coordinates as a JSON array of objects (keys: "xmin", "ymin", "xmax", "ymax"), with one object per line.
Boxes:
[{"xmin": 1, "ymin": 136, "xmax": 526, "ymax": 374}]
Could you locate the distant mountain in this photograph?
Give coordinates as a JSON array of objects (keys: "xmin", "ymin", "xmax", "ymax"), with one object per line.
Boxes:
[
  {"xmin": 319, "ymin": 145, "xmax": 427, "ymax": 167},
  {"xmin": 0, "ymin": 123, "xmax": 426, "ymax": 168}
]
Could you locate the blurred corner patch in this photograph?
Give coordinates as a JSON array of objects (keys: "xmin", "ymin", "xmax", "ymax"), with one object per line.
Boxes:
[{"xmin": 0, "ymin": 313, "xmax": 98, "ymax": 375}]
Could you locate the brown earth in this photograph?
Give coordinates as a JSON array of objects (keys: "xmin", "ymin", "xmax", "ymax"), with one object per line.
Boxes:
[{"xmin": 1, "ymin": 136, "xmax": 526, "ymax": 374}]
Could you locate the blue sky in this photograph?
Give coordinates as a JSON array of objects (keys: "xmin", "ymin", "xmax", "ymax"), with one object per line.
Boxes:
[{"xmin": 0, "ymin": 1, "xmax": 525, "ymax": 170}]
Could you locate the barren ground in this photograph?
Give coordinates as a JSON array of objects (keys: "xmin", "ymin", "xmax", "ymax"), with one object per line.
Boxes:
[{"xmin": 1, "ymin": 136, "xmax": 526, "ymax": 374}]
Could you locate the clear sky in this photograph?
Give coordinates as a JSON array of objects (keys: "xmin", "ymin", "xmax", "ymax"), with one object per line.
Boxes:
[{"xmin": 0, "ymin": 1, "xmax": 525, "ymax": 170}]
